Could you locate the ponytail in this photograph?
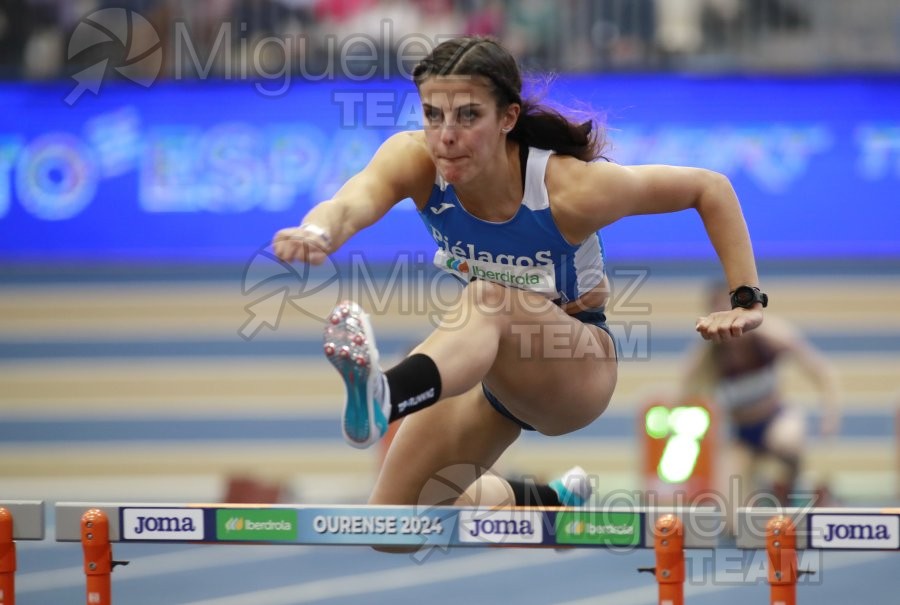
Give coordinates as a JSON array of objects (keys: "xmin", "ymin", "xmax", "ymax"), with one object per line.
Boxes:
[{"xmin": 511, "ymin": 101, "xmax": 604, "ymax": 162}]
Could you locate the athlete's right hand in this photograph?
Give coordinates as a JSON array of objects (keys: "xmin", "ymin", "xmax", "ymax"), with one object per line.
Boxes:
[{"xmin": 272, "ymin": 224, "xmax": 332, "ymax": 265}]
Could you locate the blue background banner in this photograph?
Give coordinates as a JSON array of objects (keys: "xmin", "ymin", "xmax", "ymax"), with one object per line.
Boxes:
[{"xmin": 2, "ymin": 76, "xmax": 898, "ymax": 263}]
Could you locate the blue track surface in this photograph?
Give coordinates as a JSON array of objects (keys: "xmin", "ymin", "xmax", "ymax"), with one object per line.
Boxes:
[
  {"xmin": 14, "ymin": 528, "xmax": 900, "ymax": 604},
  {"xmin": 3, "ymin": 332, "xmax": 900, "ymax": 359},
  {"xmin": 0, "ymin": 411, "xmax": 894, "ymax": 443}
]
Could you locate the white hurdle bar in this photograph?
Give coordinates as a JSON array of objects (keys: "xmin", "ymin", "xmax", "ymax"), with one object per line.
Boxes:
[
  {"xmin": 0, "ymin": 501, "xmax": 44, "ymax": 542},
  {"xmin": 48, "ymin": 503, "xmax": 900, "ymax": 605},
  {"xmin": 54, "ymin": 502, "xmax": 721, "ymax": 548},
  {"xmin": 0, "ymin": 500, "xmax": 45, "ymax": 605},
  {"xmin": 737, "ymin": 506, "xmax": 900, "ymax": 551},
  {"xmin": 55, "ymin": 502, "xmax": 721, "ymax": 605}
]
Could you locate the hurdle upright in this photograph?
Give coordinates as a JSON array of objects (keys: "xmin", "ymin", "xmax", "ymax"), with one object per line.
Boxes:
[
  {"xmin": 0, "ymin": 501, "xmax": 45, "ymax": 605},
  {"xmin": 738, "ymin": 506, "xmax": 900, "ymax": 605},
  {"xmin": 55, "ymin": 502, "xmax": 721, "ymax": 605}
]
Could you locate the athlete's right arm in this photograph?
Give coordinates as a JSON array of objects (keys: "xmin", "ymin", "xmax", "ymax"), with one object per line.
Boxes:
[{"xmin": 273, "ymin": 131, "xmax": 434, "ymax": 264}]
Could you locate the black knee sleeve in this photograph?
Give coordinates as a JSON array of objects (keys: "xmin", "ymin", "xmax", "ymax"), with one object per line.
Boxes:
[{"xmin": 385, "ymin": 353, "xmax": 442, "ymax": 422}]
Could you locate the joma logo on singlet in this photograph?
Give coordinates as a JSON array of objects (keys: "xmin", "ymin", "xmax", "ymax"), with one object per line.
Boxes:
[
  {"xmin": 810, "ymin": 514, "xmax": 899, "ymax": 549},
  {"xmin": 122, "ymin": 508, "xmax": 205, "ymax": 541}
]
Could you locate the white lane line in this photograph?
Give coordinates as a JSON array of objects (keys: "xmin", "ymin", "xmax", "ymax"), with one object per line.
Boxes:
[
  {"xmin": 17, "ymin": 545, "xmax": 305, "ymax": 592},
  {"xmin": 179, "ymin": 549, "xmax": 595, "ymax": 605},
  {"xmin": 551, "ymin": 550, "xmax": 893, "ymax": 605}
]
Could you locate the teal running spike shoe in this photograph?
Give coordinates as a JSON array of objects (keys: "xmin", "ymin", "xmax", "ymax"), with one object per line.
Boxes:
[
  {"xmin": 323, "ymin": 301, "xmax": 390, "ymax": 449},
  {"xmin": 550, "ymin": 466, "xmax": 592, "ymax": 507}
]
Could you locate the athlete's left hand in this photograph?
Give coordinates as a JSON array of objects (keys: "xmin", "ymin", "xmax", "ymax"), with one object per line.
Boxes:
[{"xmin": 695, "ymin": 307, "xmax": 763, "ymax": 342}]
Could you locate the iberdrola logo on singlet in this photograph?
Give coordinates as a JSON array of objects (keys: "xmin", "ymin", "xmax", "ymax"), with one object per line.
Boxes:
[{"xmin": 433, "ymin": 248, "xmax": 557, "ymax": 296}]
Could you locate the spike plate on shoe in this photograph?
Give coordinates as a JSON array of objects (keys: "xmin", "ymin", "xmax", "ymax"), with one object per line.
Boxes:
[{"xmin": 323, "ymin": 300, "xmax": 389, "ymax": 448}]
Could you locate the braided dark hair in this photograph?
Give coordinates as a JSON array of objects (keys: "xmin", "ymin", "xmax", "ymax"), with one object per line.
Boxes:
[{"xmin": 413, "ymin": 36, "xmax": 605, "ymax": 162}]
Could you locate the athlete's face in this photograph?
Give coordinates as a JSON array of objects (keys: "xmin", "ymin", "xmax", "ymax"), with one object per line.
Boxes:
[{"xmin": 418, "ymin": 76, "xmax": 518, "ymax": 185}]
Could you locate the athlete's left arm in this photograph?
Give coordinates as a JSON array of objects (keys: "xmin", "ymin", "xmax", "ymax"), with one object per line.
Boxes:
[{"xmin": 550, "ymin": 158, "xmax": 762, "ymax": 340}]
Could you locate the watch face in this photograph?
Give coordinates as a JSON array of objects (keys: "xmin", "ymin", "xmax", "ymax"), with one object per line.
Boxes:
[
  {"xmin": 731, "ymin": 286, "xmax": 762, "ymax": 308},
  {"xmin": 734, "ymin": 287, "xmax": 754, "ymax": 305}
]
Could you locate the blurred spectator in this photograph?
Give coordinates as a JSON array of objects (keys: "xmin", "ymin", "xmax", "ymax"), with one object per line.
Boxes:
[
  {"xmin": 742, "ymin": 0, "xmax": 809, "ymax": 31},
  {"xmin": 504, "ymin": 0, "xmax": 559, "ymax": 68},
  {"xmin": 414, "ymin": 0, "xmax": 464, "ymax": 40},
  {"xmin": 314, "ymin": 0, "xmax": 377, "ymax": 23},
  {"xmin": 0, "ymin": 0, "xmax": 31, "ymax": 78},
  {"xmin": 655, "ymin": 0, "xmax": 704, "ymax": 56},
  {"xmin": 591, "ymin": 0, "xmax": 657, "ymax": 68},
  {"xmin": 9, "ymin": 0, "xmax": 69, "ymax": 79},
  {"xmin": 463, "ymin": 0, "xmax": 505, "ymax": 38},
  {"xmin": 702, "ymin": 0, "xmax": 809, "ymax": 51},
  {"xmin": 0, "ymin": 0, "xmax": 894, "ymax": 79},
  {"xmin": 327, "ymin": 0, "xmax": 426, "ymax": 77}
]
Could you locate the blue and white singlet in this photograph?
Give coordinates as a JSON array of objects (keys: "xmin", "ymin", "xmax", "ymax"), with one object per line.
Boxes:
[{"xmin": 418, "ymin": 147, "xmax": 606, "ymax": 304}]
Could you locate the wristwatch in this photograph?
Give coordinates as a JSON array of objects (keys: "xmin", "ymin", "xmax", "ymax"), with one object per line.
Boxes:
[{"xmin": 730, "ymin": 285, "xmax": 768, "ymax": 309}]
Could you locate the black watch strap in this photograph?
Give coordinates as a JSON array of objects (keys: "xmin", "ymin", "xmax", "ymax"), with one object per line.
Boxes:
[{"xmin": 730, "ymin": 285, "xmax": 768, "ymax": 309}]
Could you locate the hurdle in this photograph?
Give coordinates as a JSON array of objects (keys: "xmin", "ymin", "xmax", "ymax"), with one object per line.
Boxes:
[
  {"xmin": 738, "ymin": 507, "xmax": 900, "ymax": 605},
  {"xmin": 53, "ymin": 502, "xmax": 900, "ymax": 604},
  {"xmin": 55, "ymin": 502, "xmax": 721, "ymax": 605},
  {"xmin": 0, "ymin": 501, "xmax": 45, "ymax": 605}
]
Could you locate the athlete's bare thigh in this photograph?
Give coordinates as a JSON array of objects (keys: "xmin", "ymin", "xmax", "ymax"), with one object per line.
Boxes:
[
  {"xmin": 483, "ymin": 290, "xmax": 618, "ymax": 435},
  {"xmin": 369, "ymin": 386, "xmax": 521, "ymax": 506}
]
